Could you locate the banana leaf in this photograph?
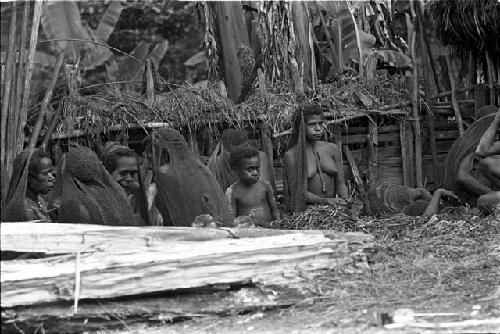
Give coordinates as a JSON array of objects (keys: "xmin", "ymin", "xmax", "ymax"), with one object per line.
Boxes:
[
  {"xmin": 315, "ymin": 1, "xmax": 376, "ymax": 72},
  {"xmin": 41, "ymin": 1, "xmax": 90, "ymax": 62}
]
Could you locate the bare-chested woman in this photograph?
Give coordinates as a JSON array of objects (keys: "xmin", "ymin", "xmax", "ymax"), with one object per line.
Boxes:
[{"xmin": 283, "ymin": 103, "xmax": 350, "ymax": 212}]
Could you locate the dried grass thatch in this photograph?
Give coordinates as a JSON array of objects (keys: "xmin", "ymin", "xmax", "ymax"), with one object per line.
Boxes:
[
  {"xmin": 427, "ymin": 0, "xmax": 500, "ymax": 55},
  {"xmin": 30, "ymin": 70, "xmax": 411, "ymax": 154}
]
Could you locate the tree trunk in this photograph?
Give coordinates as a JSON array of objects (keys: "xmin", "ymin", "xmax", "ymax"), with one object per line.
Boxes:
[
  {"xmin": 212, "ymin": 1, "xmax": 250, "ymax": 102},
  {"xmin": 289, "ymin": 1, "xmax": 316, "ymax": 91},
  {"xmin": 1, "ymin": 2, "xmax": 17, "ymax": 170}
]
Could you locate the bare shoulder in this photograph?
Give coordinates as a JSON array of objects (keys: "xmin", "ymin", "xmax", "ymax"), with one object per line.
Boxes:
[{"xmin": 258, "ymin": 179, "xmax": 273, "ymax": 191}]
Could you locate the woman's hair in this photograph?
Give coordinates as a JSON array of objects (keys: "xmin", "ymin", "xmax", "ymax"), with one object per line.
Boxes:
[
  {"xmin": 229, "ymin": 146, "xmax": 259, "ymax": 171},
  {"xmin": 221, "ymin": 129, "xmax": 249, "ymax": 153},
  {"xmin": 289, "ymin": 102, "xmax": 323, "ymax": 148}
]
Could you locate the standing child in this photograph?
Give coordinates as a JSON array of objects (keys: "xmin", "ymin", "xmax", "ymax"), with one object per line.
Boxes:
[{"xmin": 226, "ymin": 146, "xmax": 279, "ymax": 227}]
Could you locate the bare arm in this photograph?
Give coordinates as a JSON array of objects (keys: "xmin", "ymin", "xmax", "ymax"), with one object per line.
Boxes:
[
  {"xmin": 457, "ymin": 153, "xmax": 493, "ymax": 195},
  {"xmin": 265, "ymin": 182, "xmax": 280, "ymax": 221},
  {"xmin": 331, "ymin": 144, "xmax": 349, "ymax": 199},
  {"xmin": 476, "ymin": 111, "xmax": 500, "ymax": 157}
]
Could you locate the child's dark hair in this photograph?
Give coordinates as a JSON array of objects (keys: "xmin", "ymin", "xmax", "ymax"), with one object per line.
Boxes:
[{"xmin": 229, "ymin": 146, "xmax": 259, "ymax": 171}]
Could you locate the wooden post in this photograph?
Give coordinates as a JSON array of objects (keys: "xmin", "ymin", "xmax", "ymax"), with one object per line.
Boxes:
[
  {"xmin": 400, "ymin": 120, "xmax": 414, "ymax": 187},
  {"xmin": 343, "ymin": 144, "xmax": 365, "ymax": 197},
  {"xmin": 485, "ymin": 51, "xmax": 497, "ymax": 105},
  {"xmin": 445, "ymin": 54, "xmax": 465, "ymax": 135},
  {"xmin": 28, "ymin": 53, "xmax": 65, "ymax": 149},
  {"xmin": 1, "ymin": 1, "xmax": 17, "ymax": 167},
  {"xmin": 416, "ymin": 2, "xmax": 442, "ymax": 95},
  {"xmin": 41, "ymin": 99, "xmax": 65, "ymax": 150},
  {"xmin": 333, "ymin": 124, "xmax": 343, "ymax": 164},
  {"xmin": 332, "ymin": 19, "xmax": 343, "ymax": 73},
  {"xmin": 367, "ymin": 118, "xmax": 378, "ymax": 184},
  {"xmin": 212, "ymin": 1, "xmax": 250, "ymax": 102},
  {"xmin": 12, "ymin": 1, "xmax": 30, "ymax": 157},
  {"xmin": 16, "ymin": 0, "xmax": 43, "ymax": 155},
  {"xmin": 474, "ymin": 85, "xmax": 489, "ymax": 115},
  {"xmin": 410, "ymin": 15, "xmax": 422, "ymax": 187},
  {"xmin": 420, "ymin": 33, "xmax": 439, "ymax": 186}
]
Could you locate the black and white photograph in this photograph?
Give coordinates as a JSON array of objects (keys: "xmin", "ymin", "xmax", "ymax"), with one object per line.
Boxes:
[{"xmin": 1, "ymin": 0, "xmax": 499, "ymax": 333}]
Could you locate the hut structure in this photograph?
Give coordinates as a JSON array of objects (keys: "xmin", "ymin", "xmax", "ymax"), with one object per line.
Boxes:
[{"xmin": 9, "ymin": 0, "xmax": 500, "ymax": 202}]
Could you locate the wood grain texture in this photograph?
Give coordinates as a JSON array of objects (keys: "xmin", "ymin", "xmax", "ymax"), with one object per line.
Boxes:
[{"xmin": 1, "ymin": 223, "xmax": 373, "ymax": 308}]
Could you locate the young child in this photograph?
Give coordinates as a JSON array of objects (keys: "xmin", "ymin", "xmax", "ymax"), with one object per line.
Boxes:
[{"xmin": 226, "ymin": 146, "xmax": 279, "ymax": 227}]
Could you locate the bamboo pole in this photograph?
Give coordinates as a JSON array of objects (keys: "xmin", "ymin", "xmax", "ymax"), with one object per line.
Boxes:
[
  {"xmin": 445, "ymin": 54, "xmax": 464, "ymax": 136},
  {"xmin": 28, "ymin": 53, "xmax": 65, "ymax": 149},
  {"xmin": 410, "ymin": 14, "xmax": 422, "ymax": 188},
  {"xmin": 400, "ymin": 123, "xmax": 407, "ymax": 186},
  {"xmin": 16, "ymin": 0, "xmax": 43, "ymax": 153},
  {"xmin": 419, "ymin": 20, "xmax": 439, "ymax": 187},
  {"xmin": 12, "ymin": 2, "xmax": 30, "ymax": 159},
  {"xmin": 485, "ymin": 51, "xmax": 497, "ymax": 105},
  {"xmin": 41, "ymin": 99, "xmax": 65, "ymax": 150},
  {"xmin": 1, "ymin": 2, "xmax": 17, "ymax": 167},
  {"xmin": 367, "ymin": 118, "xmax": 378, "ymax": 184},
  {"xmin": 416, "ymin": 1, "xmax": 442, "ymax": 95}
]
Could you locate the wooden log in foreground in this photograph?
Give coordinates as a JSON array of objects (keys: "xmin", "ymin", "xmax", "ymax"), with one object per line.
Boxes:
[
  {"xmin": 2, "ymin": 283, "xmax": 309, "ymax": 333},
  {"xmin": 1, "ymin": 223, "xmax": 373, "ymax": 308}
]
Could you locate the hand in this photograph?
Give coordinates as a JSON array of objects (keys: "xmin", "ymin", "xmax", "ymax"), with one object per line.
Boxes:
[
  {"xmin": 435, "ymin": 188, "xmax": 459, "ymax": 200},
  {"xmin": 325, "ymin": 198, "xmax": 349, "ymax": 206}
]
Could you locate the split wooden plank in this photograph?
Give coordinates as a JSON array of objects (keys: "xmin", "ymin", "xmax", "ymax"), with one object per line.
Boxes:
[
  {"xmin": 1, "ymin": 223, "xmax": 373, "ymax": 308},
  {"xmin": 0, "ymin": 223, "xmax": 373, "ymax": 254}
]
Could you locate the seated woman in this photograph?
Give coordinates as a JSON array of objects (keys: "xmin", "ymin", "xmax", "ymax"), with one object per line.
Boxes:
[
  {"xmin": 151, "ymin": 128, "xmax": 232, "ymax": 226},
  {"xmin": 283, "ymin": 103, "xmax": 350, "ymax": 212},
  {"xmin": 3, "ymin": 148, "xmax": 55, "ymax": 221},
  {"xmin": 442, "ymin": 105, "xmax": 498, "ymax": 207},
  {"xmin": 101, "ymin": 142, "xmax": 162, "ymax": 225},
  {"xmin": 48, "ymin": 147, "xmax": 139, "ymax": 226},
  {"xmin": 208, "ymin": 128, "xmax": 272, "ymax": 192}
]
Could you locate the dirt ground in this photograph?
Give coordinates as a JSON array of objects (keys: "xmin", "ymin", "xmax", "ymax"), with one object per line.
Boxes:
[{"xmin": 99, "ymin": 212, "xmax": 500, "ymax": 334}]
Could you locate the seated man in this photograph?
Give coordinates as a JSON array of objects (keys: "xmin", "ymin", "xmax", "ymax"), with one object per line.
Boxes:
[
  {"xmin": 283, "ymin": 103, "xmax": 350, "ymax": 212},
  {"xmin": 101, "ymin": 142, "xmax": 161, "ymax": 225},
  {"xmin": 226, "ymin": 146, "xmax": 279, "ymax": 227},
  {"xmin": 208, "ymin": 128, "xmax": 272, "ymax": 192},
  {"xmin": 442, "ymin": 105, "xmax": 497, "ymax": 206},
  {"xmin": 3, "ymin": 149, "xmax": 55, "ymax": 221},
  {"xmin": 475, "ymin": 109, "xmax": 500, "ymax": 213}
]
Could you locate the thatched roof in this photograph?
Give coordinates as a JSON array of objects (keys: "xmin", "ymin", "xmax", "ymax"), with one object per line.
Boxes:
[
  {"xmin": 427, "ymin": 0, "xmax": 500, "ymax": 54},
  {"xmin": 33, "ymin": 72, "xmax": 411, "ymax": 146}
]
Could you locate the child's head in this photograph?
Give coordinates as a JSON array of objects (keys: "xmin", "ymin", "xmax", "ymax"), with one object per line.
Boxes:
[{"xmin": 229, "ymin": 146, "xmax": 260, "ymax": 184}]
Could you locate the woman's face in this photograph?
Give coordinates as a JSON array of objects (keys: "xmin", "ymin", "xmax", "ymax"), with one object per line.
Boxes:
[
  {"xmin": 304, "ymin": 114, "xmax": 325, "ymax": 142},
  {"xmin": 28, "ymin": 157, "xmax": 55, "ymax": 195}
]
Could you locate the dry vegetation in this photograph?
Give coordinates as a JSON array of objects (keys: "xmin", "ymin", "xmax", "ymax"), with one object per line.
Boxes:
[{"xmin": 94, "ymin": 208, "xmax": 499, "ymax": 333}]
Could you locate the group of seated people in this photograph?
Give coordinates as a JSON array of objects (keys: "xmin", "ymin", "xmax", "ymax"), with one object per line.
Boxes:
[{"xmin": 1, "ymin": 103, "xmax": 499, "ymax": 227}]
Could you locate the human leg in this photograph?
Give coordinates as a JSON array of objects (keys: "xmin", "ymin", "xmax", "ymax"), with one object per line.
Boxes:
[{"xmin": 479, "ymin": 155, "xmax": 500, "ymax": 190}]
